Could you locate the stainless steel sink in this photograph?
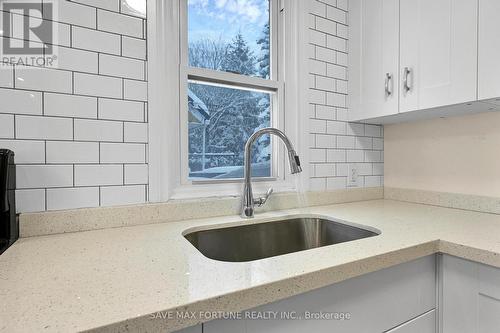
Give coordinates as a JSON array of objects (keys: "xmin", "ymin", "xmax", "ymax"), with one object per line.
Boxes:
[{"xmin": 184, "ymin": 217, "xmax": 380, "ymax": 262}]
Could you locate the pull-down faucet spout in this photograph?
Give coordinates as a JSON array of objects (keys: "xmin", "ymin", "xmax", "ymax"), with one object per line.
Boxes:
[{"xmin": 241, "ymin": 128, "xmax": 302, "ymax": 218}]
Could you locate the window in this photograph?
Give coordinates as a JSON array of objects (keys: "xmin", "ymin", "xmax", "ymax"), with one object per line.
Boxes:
[
  {"xmin": 147, "ymin": 0, "xmax": 308, "ymax": 201},
  {"xmin": 181, "ymin": 0, "xmax": 282, "ymax": 181}
]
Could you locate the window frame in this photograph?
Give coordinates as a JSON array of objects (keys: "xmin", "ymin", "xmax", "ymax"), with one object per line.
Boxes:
[
  {"xmin": 179, "ymin": 0, "xmax": 283, "ymax": 185},
  {"xmin": 147, "ymin": 0, "xmax": 310, "ymax": 202}
]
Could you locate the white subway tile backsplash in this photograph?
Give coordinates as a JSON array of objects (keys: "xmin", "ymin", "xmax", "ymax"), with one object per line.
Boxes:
[
  {"xmin": 309, "ymin": 59, "xmax": 327, "ymax": 75},
  {"xmin": 0, "ymin": 65, "xmax": 13, "ymax": 88},
  {"xmin": 365, "ymin": 150, "xmax": 382, "ymax": 163},
  {"xmin": 47, "ymin": 187, "xmax": 100, "ymax": 211},
  {"xmin": 71, "ymin": 0, "xmax": 120, "ymax": 11},
  {"xmin": 336, "ymin": 136, "xmax": 355, "ymax": 149},
  {"xmin": 74, "ymin": 119, "xmax": 123, "ymax": 142},
  {"xmin": 327, "ymin": 35, "xmax": 347, "ymax": 52},
  {"xmin": 310, "ymin": 119, "xmax": 327, "ymax": 133},
  {"xmin": 55, "ymin": 22, "xmax": 71, "ymax": 47},
  {"xmin": 124, "ymin": 164, "xmax": 148, "ymax": 185},
  {"xmin": 347, "ymin": 150, "xmax": 365, "ymax": 163},
  {"xmin": 16, "ymin": 165, "xmax": 73, "ymax": 189},
  {"xmin": 122, "ymin": 36, "xmax": 147, "ymax": 60},
  {"xmin": 15, "ymin": 67, "xmax": 73, "ymax": 94},
  {"xmin": 315, "ymin": 46, "xmax": 336, "ymax": 63},
  {"xmin": 336, "ymin": 23, "xmax": 348, "ymax": 39},
  {"xmin": 310, "ymin": 178, "xmax": 327, "ymax": 191},
  {"xmin": 309, "ymin": 89, "xmax": 326, "ymax": 105},
  {"xmin": 337, "ymin": 0, "xmax": 348, "ymax": 11},
  {"xmin": 310, "ymin": 149, "xmax": 327, "ymax": 163},
  {"xmin": 72, "ymin": 27, "xmax": 121, "ymax": 55},
  {"xmin": 327, "ymin": 6, "xmax": 347, "ymax": 24},
  {"xmin": 123, "ymin": 79, "xmax": 147, "ymax": 101},
  {"xmin": 46, "ymin": 141, "xmax": 99, "ymax": 164},
  {"xmin": 51, "ymin": 1, "xmax": 97, "ymax": 28},
  {"xmin": 310, "ymin": 0, "xmax": 327, "ymax": 16},
  {"xmin": 316, "ymin": 105, "xmax": 336, "ymax": 120},
  {"xmin": 373, "ymin": 163, "xmax": 384, "ymax": 176},
  {"xmin": 55, "ymin": 46, "xmax": 99, "ymax": 73},
  {"xmin": 100, "ymin": 185, "xmax": 146, "ymax": 207},
  {"xmin": 74, "ymin": 73, "xmax": 123, "ymax": 98},
  {"xmin": 364, "ymin": 176, "xmax": 382, "ymax": 188},
  {"xmin": 0, "ymin": 89, "xmax": 42, "ymax": 115},
  {"xmin": 100, "ymin": 143, "xmax": 145, "ymax": 163},
  {"xmin": 0, "ymin": 140, "xmax": 45, "ymax": 163},
  {"xmin": 327, "ymin": 92, "xmax": 346, "ymax": 107},
  {"xmin": 355, "ymin": 137, "xmax": 373, "ymax": 149},
  {"xmin": 99, "ymin": 54, "xmax": 145, "ymax": 80},
  {"xmin": 15, "ymin": 189, "xmax": 45, "ymax": 213},
  {"xmin": 16, "ymin": 116, "xmax": 73, "ymax": 140},
  {"xmin": 326, "ymin": 120, "xmax": 346, "ymax": 135},
  {"xmin": 336, "ymin": 51, "xmax": 348, "ymax": 66},
  {"xmin": 44, "ymin": 93, "xmax": 97, "ymax": 119},
  {"xmin": 98, "ymin": 99, "xmax": 144, "ymax": 121},
  {"xmin": 373, "ymin": 138, "xmax": 384, "ymax": 150},
  {"xmin": 315, "ymin": 164, "xmax": 336, "ymax": 177},
  {"xmin": 365, "ymin": 124, "xmax": 382, "ymax": 137},
  {"xmin": 310, "ymin": 30, "xmax": 327, "ymax": 47},
  {"xmin": 356, "ymin": 163, "xmax": 373, "ymax": 176},
  {"xmin": 315, "ymin": 134, "xmax": 336, "ymax": 148},
  {"xmin": 347, "ymin": 123, "xmax": 365, "ymax": 136},
  {"xmin": 327, "ymin": 149, "xmax": 346, "ymax": 162},
  {"xmin": 75, "ymin": 165, "xmax": 123, "ymax": 186},
  {"xmin": 327, "ymin": 63, "xmax": 347, "ymax": 79},
  {"xmin": 327, "ymin": 177, "xmax": 347, "ymax": 190},
  {"xmin": 315, "ymin": 17, "xmax": 337, "ymax": 35},
  {"xmin": 316, "ymin": 76, "xmax": 335, "ymax": 91},
  {"xmin": 97, "ymin": 10, "xmax": 143, "ymax": 38},
  {"xmin": 124, "ymin": 122, "xmax": 147, "ymax": 143},
  {"xmin": 0, "ymin": 0, "xmax": 149, "ymax": 213},
  {"xmin": 0, "ymin": 114, "xmax": 14, "ymax": 139}
]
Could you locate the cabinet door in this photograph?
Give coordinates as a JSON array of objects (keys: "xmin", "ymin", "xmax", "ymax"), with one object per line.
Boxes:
[
  {"xmin": 478, "ymin": 0, "xmax": 500, "ymax": 100},
  {"xmin": 441, "ymin": 255, "xmax": 500, "ymax": 333},
  {"xmin": 349, "ymin": 0, "xmax": 399, "ymax": 121},
  {"xmin": 400, "ymin": 0, "xmax": 478, "ymax": 113}
]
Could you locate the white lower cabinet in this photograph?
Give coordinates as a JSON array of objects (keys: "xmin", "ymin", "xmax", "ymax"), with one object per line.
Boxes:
[
  {"xmin": 202, "ymin": 256, "xmax": 436, "ymax": 333},
  {"xmin": 441, "ymin": 254, "xmax": 500, "ymax": 333}
]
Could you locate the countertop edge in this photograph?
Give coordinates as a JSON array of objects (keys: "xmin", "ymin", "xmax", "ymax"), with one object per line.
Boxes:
[{"xmin": 88, "ymin": 240, "xmax": 441, "ymax": 333}]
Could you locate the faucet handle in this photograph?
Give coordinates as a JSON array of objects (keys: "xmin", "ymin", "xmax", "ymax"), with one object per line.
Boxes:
[{"xmin": 254, "ymin": 187, "xmax": 273, "ymax": 207}]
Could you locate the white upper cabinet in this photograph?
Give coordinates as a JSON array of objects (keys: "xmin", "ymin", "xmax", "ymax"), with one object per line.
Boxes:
[
  {"xmin": 478, "ymin": 0, "xmax": 500, "ymax": 100},
  {"xmin": 349, "ymin": 0, "xmax": 400, "ymax": 121},
  {"xmin": 349, "ymin": 0, "xmax": 484, "ymax": 123},
  {"xmin": 399, "ymin": 0, "xmax": 478, "ymax": 113}
]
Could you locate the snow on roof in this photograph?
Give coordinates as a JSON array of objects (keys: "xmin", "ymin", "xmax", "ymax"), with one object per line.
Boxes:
[{"xmin": 188, "ymin": 89, "xmax": 210, "ymax": 124}]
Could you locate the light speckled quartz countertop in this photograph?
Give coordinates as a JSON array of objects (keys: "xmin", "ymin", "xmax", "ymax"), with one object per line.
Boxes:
[{"xmin": 2, "ymin": 199, "xmax": 500, "ymax": 333}]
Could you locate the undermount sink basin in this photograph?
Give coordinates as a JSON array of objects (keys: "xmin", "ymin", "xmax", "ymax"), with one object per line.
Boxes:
[{"xmin": 184, "ymin": 217, "xmax": 380, "ymax": 262}]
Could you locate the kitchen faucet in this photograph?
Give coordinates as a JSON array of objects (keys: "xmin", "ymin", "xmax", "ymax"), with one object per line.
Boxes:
[{"xmin": 241, "ymin": 128, "xmax": 302, "ymax": 218}]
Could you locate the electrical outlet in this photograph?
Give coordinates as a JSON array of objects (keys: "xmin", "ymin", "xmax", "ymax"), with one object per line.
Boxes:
[{"xmin": 347, "ymin": 164, "xmax": 361, "ymax": 187}]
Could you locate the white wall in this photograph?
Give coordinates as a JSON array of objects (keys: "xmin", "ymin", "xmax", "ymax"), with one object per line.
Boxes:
[
  {"xmin": 308, "ymin": 0, "xmax": 384, "ymax": 191},
  {"xmin": 0, "ymin": 0, "xmax": 148, "ymax": 212},
  {"xmin": 385, "ymin": 111, "xmax": 500, "ymax": 197}
]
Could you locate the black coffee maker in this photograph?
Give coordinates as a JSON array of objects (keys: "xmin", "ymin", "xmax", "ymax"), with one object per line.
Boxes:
[{"xmin": 0, "ymin": 149, "xmax": 17, "ymax": 255}]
